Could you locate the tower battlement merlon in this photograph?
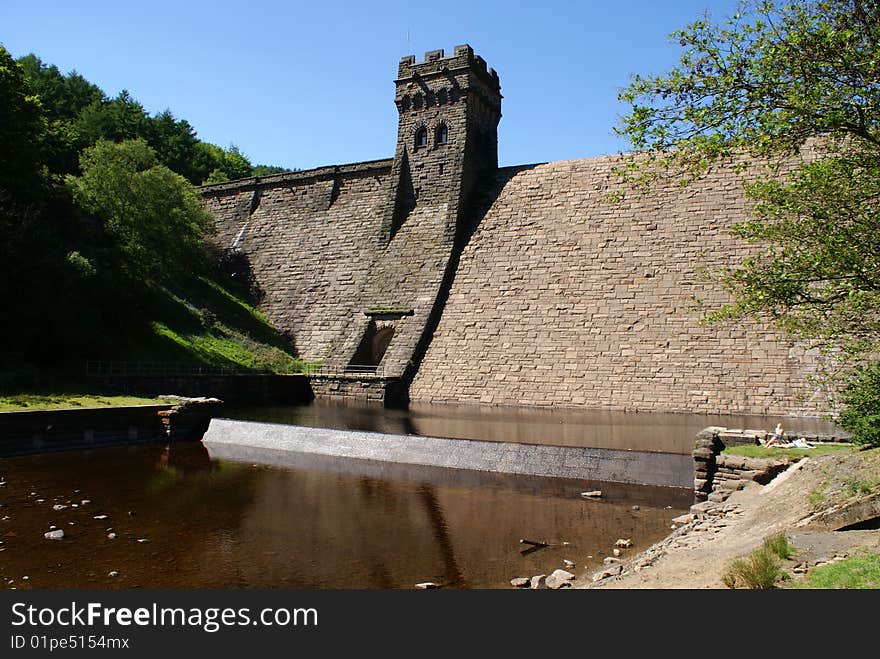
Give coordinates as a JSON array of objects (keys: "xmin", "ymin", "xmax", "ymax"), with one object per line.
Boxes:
[{"xmin": 396, "ymin": 44, "xmax": 500, "ymax": 93}]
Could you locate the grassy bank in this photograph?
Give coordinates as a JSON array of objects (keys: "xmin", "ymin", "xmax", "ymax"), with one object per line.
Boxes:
[
  {"xmin": 0, "ymin": 392, "xmax": 174, "ymax": 412},
  {"xmin": 722, "ymin": 444, "xmax": 853, "ymax": 460},
  {"xmin": 793, "ymin": 551, "xmax": 880, "ymax": 589},
  {"xmin": 3, "ymin": 273, "xmax": 314, "ymax": 389},
  {"xmin": 105, "ymin": 275, "xmax": 311, "ymax": 373},
  {"xmin": 2, "ymin": 270, "xmax": 315, "ymax": 409}
]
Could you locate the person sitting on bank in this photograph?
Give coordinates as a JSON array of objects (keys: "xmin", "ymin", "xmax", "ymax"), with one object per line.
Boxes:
[{"xmin": 764, "ymin": 423, "xmax": 784, "ymax": 448}]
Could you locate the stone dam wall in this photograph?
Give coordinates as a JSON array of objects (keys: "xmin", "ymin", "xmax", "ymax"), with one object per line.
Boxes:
[
  {"xmin": 200, "ymin": 45, "xmax": 828, "ymax": 417},
  {"xmin": 202, "ymin": 153, "xmax": 827, "ymax": 416},
  {"xmin": 204, "ymin": 161, "xmax": 393, "ymax": 366},
  {"xmin": 409, "ymin": 159, "xmax": 824, "ymax": 416}
]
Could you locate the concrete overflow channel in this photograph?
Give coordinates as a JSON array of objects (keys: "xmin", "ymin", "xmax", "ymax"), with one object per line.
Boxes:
[{"xmin": 201, "ymin": 418, "xmax": 694, "ymax": 489}]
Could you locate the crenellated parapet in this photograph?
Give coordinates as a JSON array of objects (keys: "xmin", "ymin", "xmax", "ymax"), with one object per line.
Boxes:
[{"xmin": 395, "ymin": 45, "xmax": 501, "ymax": 114}]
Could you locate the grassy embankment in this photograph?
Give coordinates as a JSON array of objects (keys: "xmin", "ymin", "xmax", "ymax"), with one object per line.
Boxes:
[
  {"xmin": 2, "ymin": 274, "xmax": 316, "ymax": 411},
  {"xmin": 0, "ymin": 393, "xmax": 173, "ymax": 412},
  {"xmin": 793, "ymin": 551, "xmax": 880, "ymax": 589},
  {"xmin": 722, "ymin": 444, "xmax": 853, "ymax": 460},
  {"xmin": 722, "ymin": 447, "xmax": 880, "ymax": 589}
]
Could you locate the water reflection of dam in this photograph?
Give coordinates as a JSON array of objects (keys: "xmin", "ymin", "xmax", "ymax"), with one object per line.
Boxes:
[
  {"xmin": 222, "ymin": 400, "xmax": 841, "ymax": 454},
  {"xmin": 216, "ymin": 458, "xmax": 692, "ymax": 589}
]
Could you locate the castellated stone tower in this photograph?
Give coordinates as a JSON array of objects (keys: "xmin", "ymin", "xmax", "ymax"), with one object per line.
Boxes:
[
  {"xmin": 383, "ymin": 45, "xmax": 502, "ymax": 243},
  {"xmin": 329, "ymin": 45, "xmax": 503, "ymax": 394}
]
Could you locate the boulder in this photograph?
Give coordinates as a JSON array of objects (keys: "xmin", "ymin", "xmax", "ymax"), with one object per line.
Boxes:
[
  {"xmin": 592, "ymin": 565, "xmax": 622, "ymax": 582},
  {"xmin": 510, "ymin": 577, "xmax": 530, "ymax": 588},
  {"xmin": 545, "ymin": 569, "xmax": 576, "ymax": 590}
]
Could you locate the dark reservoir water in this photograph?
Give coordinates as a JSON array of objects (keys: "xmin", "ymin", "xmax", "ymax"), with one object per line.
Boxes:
[
  {"xmin": 0, "ymin": 443, "xmax": 690, "ymax": 589},
  {"xmin": 0, "ymin": 402, "xmax": 839, "ymax": 589}
]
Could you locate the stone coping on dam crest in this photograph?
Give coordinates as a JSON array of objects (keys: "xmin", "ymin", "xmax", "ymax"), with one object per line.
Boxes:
[{"xmin": 201, "ymin": 418, "xmax": 693, "ymax": 489}]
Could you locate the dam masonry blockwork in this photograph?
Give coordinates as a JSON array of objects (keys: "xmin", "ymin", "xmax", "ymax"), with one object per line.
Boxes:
[{"xmin": 202, "ymin": 45, "xmax": 825, "ymax": 416}]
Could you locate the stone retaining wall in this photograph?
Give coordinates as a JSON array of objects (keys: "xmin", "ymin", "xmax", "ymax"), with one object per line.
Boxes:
[
  {"xmin": 309, "ymin": 376, "xmax": 404, "ymax": 405},
  {"xmin": 0, "ymin": 406, "xmax": 170, "ymax": 456},
  {"xmin": 0, "ymin": 399, "xmax": 222, "ymax": 456}
]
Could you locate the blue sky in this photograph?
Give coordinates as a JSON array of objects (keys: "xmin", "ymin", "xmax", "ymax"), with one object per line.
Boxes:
[{"xmin": 2, "ymin": 0, "xmax": 740, "ymax": 170}]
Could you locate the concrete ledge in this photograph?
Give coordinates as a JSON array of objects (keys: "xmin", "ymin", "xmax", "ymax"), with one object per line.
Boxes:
[{"xmin": 202, "ymin": 418, "xmax": 693, "ymax": 488}]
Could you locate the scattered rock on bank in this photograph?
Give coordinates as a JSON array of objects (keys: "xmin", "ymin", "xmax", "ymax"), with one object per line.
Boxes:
[
  {"xmin": 44, "ymin": 530, "xmax": 64, "ymax": 540},
  {"xmin": 545, "ymin": 569, "xmax": 575, "ymax": 589},
  {"xmin": 592, "ymin": 564, "xmax": 622, "ymax": 582}
]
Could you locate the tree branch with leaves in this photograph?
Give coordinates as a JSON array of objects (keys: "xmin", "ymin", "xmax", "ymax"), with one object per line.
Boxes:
[{"xmin": 616, "ymin": 0, "xmax": 880, "ymax": 444}]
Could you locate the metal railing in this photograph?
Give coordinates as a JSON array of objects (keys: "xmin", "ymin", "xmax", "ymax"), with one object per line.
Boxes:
[
  {"xmin": 305, "ymin": 363, "xmax": 397, "ymax": 379},
  {"xmin": 87, "ymin": 361, "xmax": 285, "ymax": 377},
  {"xmin": 85, "ymin": 361, "xmax": 399, "ymax": 379}
]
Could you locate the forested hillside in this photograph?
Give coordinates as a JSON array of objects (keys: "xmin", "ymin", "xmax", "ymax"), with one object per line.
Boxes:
[{"xmin": 0, "ymin": 46, "xmax": 305, "ymax": 388}]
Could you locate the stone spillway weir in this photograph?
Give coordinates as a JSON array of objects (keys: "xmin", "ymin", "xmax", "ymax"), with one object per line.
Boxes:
[{"xmin": 202, "ymin": 418, "xmax": 693, "ymax": 489}]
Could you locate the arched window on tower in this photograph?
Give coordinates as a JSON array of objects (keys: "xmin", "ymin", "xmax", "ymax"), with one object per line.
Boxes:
[
  {"xmin": 436, "ymin": 124, "xmax": 448, "ymax": 145},
  {"xmin": 415, "ymin": 127, "xmax": 428, "ymax": 148}
]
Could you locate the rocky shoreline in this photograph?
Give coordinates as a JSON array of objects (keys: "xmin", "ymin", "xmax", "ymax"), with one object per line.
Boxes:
[{"xmin": 574, "ymin": 449, "xmax": 880, "ymax": 589}]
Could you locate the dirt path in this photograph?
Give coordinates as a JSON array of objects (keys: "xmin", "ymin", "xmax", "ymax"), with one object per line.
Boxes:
[{"xmin": 578, "ymin": 451, "xmax": 880, "ymax": 589}]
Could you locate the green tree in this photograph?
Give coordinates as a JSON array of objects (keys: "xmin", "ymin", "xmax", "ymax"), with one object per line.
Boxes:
[
  {"xmin": 616, "ymin": 0, "xmax": 880, "ymax": 442},
  {"xmin": 67, "ymin": 139, "xmax": 213, "ymax": 285},
  {"xmin": 252, "ymin": 164, "xmax": 290, "ymax": 177},
  {"xmin": 200, "ymin": 143, "xmax": 254, "ymax": 184},
  {"xmin": 17, "ymin": 54, "xmax": 105, "ymax": 175},
  {"xmin": 17, "ymin": 54, "xmax": 104, "ymax": 121},
  {"xmin": 74, "ymin": 90, "xmax": 152, "ymax": 151},
  {"xmin": 148, "ymin": 110, "xmax": 203, "ymax": 184},
  {"xmin": 0, "ymin": 46, "xmax": 46, "ymax": 200}
]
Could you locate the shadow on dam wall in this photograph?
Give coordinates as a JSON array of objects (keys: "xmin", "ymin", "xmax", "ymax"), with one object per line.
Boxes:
[{"xmin": 202, "ymin": 418, "xmax": 695, "ymax": 489}]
